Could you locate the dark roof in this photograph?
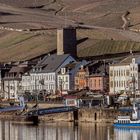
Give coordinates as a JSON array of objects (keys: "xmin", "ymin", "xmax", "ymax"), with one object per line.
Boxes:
[
  {"xmin": 33, "ymin": 54, "xmax": 72, "ymax": 73},
  {"xmin": 9, "ymin": 66, "xmax": 29, "ymax": 73},
  {"xmin": 64, "ymin": 62, "xmax": 77, "ymax": 69},
  {"xmin": 86, "ymin": 61, "xmax": 109, "ymax": 75},
  {"xmin": 111, "ymin": 55, "xmax": 140, "ymax": 66},
  {"xmin": 120, "ymin": 55, "xmax": 140, "ymax": 64},
  {"xmin": 58, "ymin": 61, "xmax": 84, "ymax": 74}
]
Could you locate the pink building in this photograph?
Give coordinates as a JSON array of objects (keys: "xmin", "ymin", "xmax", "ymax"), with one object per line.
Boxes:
[{"xmin": 88, "ymin": 74, "xmax": 109, "ymax": 92}]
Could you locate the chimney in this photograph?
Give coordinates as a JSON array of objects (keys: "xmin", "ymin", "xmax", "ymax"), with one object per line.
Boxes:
[{"xmin": 57, "ymin": 28, "xmax": 77, "ymax": 57}]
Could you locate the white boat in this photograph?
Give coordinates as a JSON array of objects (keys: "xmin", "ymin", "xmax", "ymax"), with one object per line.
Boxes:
[{"xmin": 114, "ymin": 102, "xmax": 140, "ymax": 128}]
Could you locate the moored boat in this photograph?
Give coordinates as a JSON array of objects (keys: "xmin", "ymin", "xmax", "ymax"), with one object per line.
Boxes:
[
  {"xmin": 114, "ymin": 116, "xmax": 140, "ymax": 128},
  {"xmin": 114, "ymin": 102, "xmax": 140, "ymax": 128}
]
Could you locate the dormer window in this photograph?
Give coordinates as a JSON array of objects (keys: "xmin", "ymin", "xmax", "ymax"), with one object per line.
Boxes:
[
  {"xmin": 132, "ymin": 58, "xmax": 135, "ymax": 64},
  {"xmin": 33, "ymin": 68, "xmax": 35, "ymax": 72},
  {"xmin": 61, "ymin": 68, "xmax": 66, "ymax": 74}
]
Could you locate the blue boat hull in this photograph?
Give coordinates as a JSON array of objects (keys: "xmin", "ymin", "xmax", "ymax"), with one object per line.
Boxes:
[{"xmin": 114, "ymin": 123, "xmax": 140, "ymax": 128}]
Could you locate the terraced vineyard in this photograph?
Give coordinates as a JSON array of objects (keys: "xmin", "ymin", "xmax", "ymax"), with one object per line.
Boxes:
[
  {"xmin": 77, "ymin": 39, "xmax": 140, "ymax": 58},
  {"xmin": 0, "ymin": 0, "xmax": 139, "ymax": 61}
]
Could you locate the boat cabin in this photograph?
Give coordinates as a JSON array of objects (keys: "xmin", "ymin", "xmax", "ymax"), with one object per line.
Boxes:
[{"xmin": 116, "ymin": 116, "xmax": 131, "ymax": 124}]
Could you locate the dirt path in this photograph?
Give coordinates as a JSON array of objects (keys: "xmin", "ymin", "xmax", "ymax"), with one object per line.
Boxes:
[{"xmin": 122, "ymin": 11, "xmax": 130, "ymax": 30}]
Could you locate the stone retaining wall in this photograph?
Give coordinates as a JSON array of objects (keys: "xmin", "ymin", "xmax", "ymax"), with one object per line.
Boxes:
[
  {"xmin": 39, "ymin": 108, "xmax": 124, "ymax": 123},
  {"xmin": 0, "ymin": 108, "xmax": 126, "ymax": 123}
]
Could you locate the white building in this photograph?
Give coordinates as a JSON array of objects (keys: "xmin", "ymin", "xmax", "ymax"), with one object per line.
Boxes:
[
  {"xmin": 2, "ymin": 64, "xmax": 29, "ymax": 100},
  {"xmin": 22, "ymin": 28, "xmax": 78, "ymax": 95},
  {"xmin": 57, "ymin": 61, "xmax": 87, "ymax": 94},
  {"xmin": 58, "ymin": 67, "xmax": 70, "ymax": 93},
  {"xmin": 22, "ymin": 54, "xmax": 76, "ymax": 94},
  {"xmin": 3, "ymin": 79, "xmax": 22, "ymax": 99},
  {"xmin": 109, "ymin": 55, "xmax": 140, "ymax": 94}
]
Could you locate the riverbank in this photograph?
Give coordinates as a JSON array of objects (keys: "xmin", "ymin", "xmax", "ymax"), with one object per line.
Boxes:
[
  {"xmin": 0, "ymin": 107, "xmax": 123, "ymax": 123},
  {"xmin": 39, "ymin": 108, "xmax": 122, "ymax": 123}
]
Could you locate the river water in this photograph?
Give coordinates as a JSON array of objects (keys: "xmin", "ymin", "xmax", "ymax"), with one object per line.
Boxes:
[{"xmin": 0, "ymin": 121, "xmax": 139, "ymax": 140}]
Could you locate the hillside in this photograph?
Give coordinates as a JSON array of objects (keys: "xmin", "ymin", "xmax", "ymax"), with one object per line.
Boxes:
[
  {"xmin": 0, "ymin": 0, "xmax": 140, "ymax": 29},
  {"xmin": 0, "ymin": 29, "xmax": 138, "ymax": 62},
  {"xmin": 0, "ymin": 0, "xmax": 139, "ymax": 61}
]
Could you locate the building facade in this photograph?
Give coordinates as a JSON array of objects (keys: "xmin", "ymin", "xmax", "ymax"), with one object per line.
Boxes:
[
  {"xmin": 109, "ymin": 56, "xmax": 140, "ymax": 94},
  {"xmin": 75, "ymin": 66, "xmax": 89, "ymax": 90},
  {"xmin": 57, "ymin": 61, "xmax": 86, "ymax": 94},
  {"xmin": 3, "ymin": 63, "xmax": 30, "ymax": 100},
  {"xmin": 88, "ymin": 75, "xmax": 109, "ymax": 92},
  {"xmin": 22, "ymin": 54, "xmax": 76, "ymax": 94},
  {"xmin": 58, "ymin": 68, "xmax": 70, "ymax": 94}
]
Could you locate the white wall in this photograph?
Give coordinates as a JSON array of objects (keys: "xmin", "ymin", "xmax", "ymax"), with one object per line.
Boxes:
[
  {"xmin": 58, "ymin": 74, "xmax": 70, "ymax": 91},
  {"xmin": 4, "ymin": 80, "xmax": 21, "ymax": 99},
  {"xmin": 110, "ymin": 65, "xmax": 130, "ymax": 93},
  {"xmin": 109, "ymin": 58, "xmax": 139, "ymax": 94},
  {"xmin": 21, "ymin": 55, "xmax": 76, "ymax": 94}
]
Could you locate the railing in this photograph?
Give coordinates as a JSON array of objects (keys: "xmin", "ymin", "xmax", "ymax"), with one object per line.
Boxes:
[
  {"xmin": 26, "ymin": 106, "xmax": 78, "ymax": 116},
  {"xmin": 0, "ymin": 106, "xmax": 24, "ymax": 112}
]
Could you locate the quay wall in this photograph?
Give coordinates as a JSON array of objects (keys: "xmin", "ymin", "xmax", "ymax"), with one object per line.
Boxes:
[
  {"xmin": 39, "ymin": 108, "xmax": 123, "ymax": 123},
  {"xmin": 0, "ymin": 102, "xmax": 125, "ymax": 123}
]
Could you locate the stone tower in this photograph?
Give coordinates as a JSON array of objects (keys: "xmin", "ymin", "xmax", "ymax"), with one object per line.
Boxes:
[{"xmin": 57, "ymin": 28, "xmax": 77, "ymax": 57}]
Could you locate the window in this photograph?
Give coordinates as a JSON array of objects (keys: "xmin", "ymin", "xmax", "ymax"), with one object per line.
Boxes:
[
  {"xmin": 121, "ymin": 81, "xmax": 123, "ymax": 87},
  {"xmin": 124, "ymin": 81, "xmax": 126, "ymax": 87},
  {"xmin": 66, "ymin": 76, "xmax": 68, "ymax": 82},
  {"xmin": 126, "ymin": 70, "xmax": 129, "ymax": 76},
  {"xmin": 33, "ymin": 68, "xmax": 35, "ymax": 72},
  {"xmin": 132, "ymin": 58, "xmax": 135, "ymax": 64},
  {"xmin": 114, "ymin": 81, "xmax": 116, "ymax": 87},
  {"xmin": 123, "ymin": 70, "xmax": 125, "ymax": 76},
  {"xmin": 53, "ymin": 75, "xmax": 55, "ymax": 80},
  {"xmin": 110, "ymin": 70, "xmax": 113, "ymax": 76},
  {"xmin": 48, "ymin": 84, "xmax": 50, "ymax": 89},
  {"xmin": 52, "ymin": 84, "xmax": 54, "ymax": 89},
  {"xmin": 99, "ymin": 79, "xmax": 100, "ymax": 87},
  {"xmin": 65, "ymin": 84, "xmax": 68, "ymax": 90},
  {"xmin": 46, "ymin": 84, "xmax": 48, "ymax": 90},
  {"xmin": 94, "ymin": 79, "xmax": 96, "ymax": 87},
  {"xmin": 61, "ymin": 68, "xmax": 66, "ymax": 74},
  {"xmin": 121, "ymin": 70, "xmax": 123, "ymax": 76},
  {"xmin": 116, "ymin": 81, "xmax": 117, "ymax": 87},
  {"xmin": 110, "ymin": 81, "xmax": 113, "ymax": 88},
  {"xmin": 114, "ymin": 71, "xmax": 116, "ymax": 77}
]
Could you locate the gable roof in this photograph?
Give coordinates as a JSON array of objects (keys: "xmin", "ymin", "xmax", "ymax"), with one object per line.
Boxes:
[
  {"xmin": 109, "ymin": 55, "xmax": 140, "ymax": 67},
  {"xmin": 33, "ymin": 54, "xmax": 73, "ymax": 73}
]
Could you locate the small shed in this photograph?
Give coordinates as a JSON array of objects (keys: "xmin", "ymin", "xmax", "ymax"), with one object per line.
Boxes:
[{"xmin": 64, "ymin": 95, "xmax": 79, "ymax": 107}]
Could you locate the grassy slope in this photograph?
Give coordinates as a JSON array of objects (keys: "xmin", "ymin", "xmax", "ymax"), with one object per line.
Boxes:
[
  {"xmin": 0, "ymin": 29, "xmax": 139, "ymax": 62},
  {"xmin": 77, "ymin": 39, "xmax": 140, "ymax": 58},
  {"xmin": 0, "ymin": 30, "xmax": 56, "ymax": 62}
]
